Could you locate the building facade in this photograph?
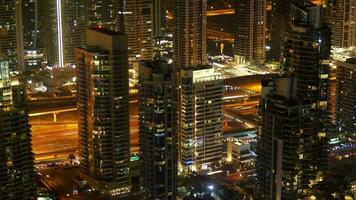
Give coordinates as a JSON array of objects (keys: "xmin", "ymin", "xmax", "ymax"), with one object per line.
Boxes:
[
  {"xmin": 178, "ymin": 67, "xmax": 223, "ymax": 172},
  {"xmin": 85, "ymin": 0, "xmax": 125, "ymax": 32},
  {"xmin": 125, "ymin": 0, "xmax": 154, "ymax": 61},
  {"xmin": 257, "ymin": 77, "xmax": 322, "ymax": 199},
  {"xmin": 335, "ymin": 58, "xmax": 356, "ymax": 135},
  {"xmin": 0, "ymin": 0, "xmax": 24, "ymax": 74},
  {"xmin": 76, "ymin": 28, "xmax": 131, "ymax": 196},
  {"xmin": 234, "ymin": 0, "xmax": 266, "ymax": 65},
  {"xmin": 42, "ymin": 0, "xmax": 86, "ymax": 66},
  {"xmin": 0, "ymin": 59, "xmax": 36, "ymax": 199},
  {"xmin": 172, "ymin": 0, "xmax": 207, "ymax": 69},
  {"xmin": 331, "ymin": 0, "xmax": 356, "ymax": 48},
  {"xmin": 139, "ymin": 58, "xmax": 177, "ymax": 200}
]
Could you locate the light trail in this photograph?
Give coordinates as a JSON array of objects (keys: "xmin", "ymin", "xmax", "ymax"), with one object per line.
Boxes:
[{"xmin": 56, "ymin": 0, "xmax": 64, "ymax": 67}]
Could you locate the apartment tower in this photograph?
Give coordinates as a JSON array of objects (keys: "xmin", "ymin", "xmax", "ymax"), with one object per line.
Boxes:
[{"xmin": 76, "ymin": 28, "xmax": 131, "ymax": 196}]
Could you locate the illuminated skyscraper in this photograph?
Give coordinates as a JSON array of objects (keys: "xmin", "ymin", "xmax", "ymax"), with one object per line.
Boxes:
[
  {"xmin": 234, "ymin": 0, "xmax": 266, "ymax": 65},
  {"xmin": 178, "ymin": 67, "xmax": 223, "ymax": 172},
  {"xmin": 153, "ymin": 0, "xmax": 167, "ymax": 38},
  {"xmin": 76, "ymin": 28, "xmax": 131, "ymax": 196},
  {"xmin": 85, "ymin": 0, "xmax": 125, "ymax": 32},
  {"xmin": 330, "ymin": 0, "xmax": 356, "ymax": 48},
  {"xmin": 335, "ymin": 58, "xmax": 356, "ymax": 135},
  {"xmin": 0, "ymin": 60, "xmax": 36, "ymax": 199},
  {"xmin": 0, "ymin": 0, "xmax": 24, "ymax": 74},
  {"xmin": 280, "ymin": 1, "xmax": 330, "ymax": 193},
  {"xmin": 125, "ymin": 0, "xmax": 154, "ymax": 61},
  {"xmin": 42, "ymin": 0, "xmax": 85, "ymax": 66},
  {"xmin": 172, "ymin": 0, "xmax": 222, "ymax": 172},
  {"xmin": 139, "ymin": 58, "xmax": 177, "ymax": 200},
  {"xmin": 257, "ymin": 76, "xmax": 319, "ymax": 199},
  {"xmin": 172, "ymin": 0, "xmax": 207, "ymax": 69}
]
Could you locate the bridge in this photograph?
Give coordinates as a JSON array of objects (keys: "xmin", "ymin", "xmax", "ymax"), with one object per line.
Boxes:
[{"xmin": 167, "ymin": 8, "xmax": 235, "ymax": 19}]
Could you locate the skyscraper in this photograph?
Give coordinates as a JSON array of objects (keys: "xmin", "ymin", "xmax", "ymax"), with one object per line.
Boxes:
[
  {"xmin": 139, "ymin": 58, "xmax": 177, "ymax": 200},
  {"xmin": 283, "ymin": 1, "xmax": 331, "ymax": 108},
  {"xmin": 178, "ymin": 67, "xmax": 223, "ymax": 172},
  {"xmin": 234, "ymin": 0, "xmax": 266, "ymax": 65},
  {"xmin": 0, "ymin": 0, "xmax": 24, "ymax": 74},
  {"xmin": 330, "ymin": 0, "xmax": 356, "ymax": 48},
  {"xmin": 172, "ymin": 0, "xmax": 223, "ymax": 172},
  {"xmin": 153, "ymin": 0, "xmax": 167, "ymax": 39},
  {"xmin": 172, "ymin": 0, "xmax": 207, "ymax": 69},
  {"xmin": 0, "ymin": 59, "xmax": 36, "ymax": 199},
  {"xmin": 76, "ymin": 28, "xmax": 131, "ymax": 196},
  {"xmin": 42, "ymin": 0, "xmax": 85, "ymax": 66},
  {"xmin": 257, "ymin": 76, "xmax": 321, "ymax": 199},
  {"xmin": 125, "ymin": 0, "xmax": 154, "ymax": 61},
  {"xmin": 335, "ymin": 58, "xmax": 356, "ymax": 135},
  {"xmin": 280, "ymin": 0, "xmax": 330, "ymax": 191},
  {"xmin": 85, "ymin": 0, "xmax": 125, "ymax": 32}
]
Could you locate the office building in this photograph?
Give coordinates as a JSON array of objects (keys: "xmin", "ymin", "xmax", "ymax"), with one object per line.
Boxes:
[
  {"xmin": 172, "ymin": 0, "xmax": 207, "ymax": 69},
  {"xmin": 257, "ymin": 76, "xmax": 323, "ymax": 199},
  {"xmin": 178, "ymin": 66, "xmax": 223, "ymax": 172},
  {"xmin": 85, "ymin": 0, "xmax": 125, "ymax": 32},
  {"xmin": 0, "ymin": 59, "xmax": 36, "ymax": 199},
  {"xmin": 331, "ymin": 0, "xmax": 356, "ymax": 48},
  {"xmin": 139, "ymin": 58, "xmax": 177, "ymax": 200},
  {"xmin": 335, "ymin": 58, "xmax": 356, "ymax": 135},
  {"xmin": 76, "ymin": 28, "xmax": 131, "ymax": 196},
  {"xmin": 234, "ymin": 0, "xmax": 266, "ymax": 65},
  {"xmin": 125, "ymin": 0, "xmax": 154, "ymax": 61},
  {"xmin": 0, "ymin": 0, "xmax": 24, "ymax": 74}
]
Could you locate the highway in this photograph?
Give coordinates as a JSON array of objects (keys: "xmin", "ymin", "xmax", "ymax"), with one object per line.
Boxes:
[{"xmin": 30, "ymin": 101, "xmax": 140, "ymax": 163}]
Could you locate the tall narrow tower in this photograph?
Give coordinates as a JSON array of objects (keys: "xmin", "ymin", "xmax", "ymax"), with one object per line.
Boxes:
[
  {"xmin": 76, "ymin": 28, "xmax": 131, "ymax": 197},
  {"xmin": 172, "ymin": 0, "xmax": 207, "ymax": 69},
  {"xmin": 0, "ymin": 0, "xmax": 24, "ymax": 74},
  {"xmin": 257, "ymin": 77, "xmax": 318, "ymax": 199},
  {"xmin": 234, "ymin": 0, "xmax": 266, "ymax": 65},
  {"xmin": 330, "ymin": 0, "xmax": 356, "ymax": 48},
  {"xmin": 0, "ymin": 60, "xmax": 36, "ymax": 200},
  {"xmin": 139, "ymin": 58, "xmax": 177, "ymax": 200}
]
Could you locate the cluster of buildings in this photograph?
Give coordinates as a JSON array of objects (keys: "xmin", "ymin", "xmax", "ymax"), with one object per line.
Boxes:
[{"xmin": 0, "ymin": 0, "xmax": 355, "ymax": 200}]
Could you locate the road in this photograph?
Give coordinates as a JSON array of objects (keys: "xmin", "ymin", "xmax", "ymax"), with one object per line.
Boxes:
[{"xmin": 30, "ymin": 101, "xmax": 140, "ymax": 163}]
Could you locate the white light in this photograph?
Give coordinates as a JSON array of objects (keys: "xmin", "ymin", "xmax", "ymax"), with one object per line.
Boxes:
[
  {"xmin": 56, "ymin": 0, "xmax": 64, "ymax": 67},
  {"xmin": 207, "ymin": 185, "xmax": 214, "ymax": 190}
]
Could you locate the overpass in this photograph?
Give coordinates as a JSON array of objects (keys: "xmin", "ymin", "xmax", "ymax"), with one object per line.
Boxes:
[
  {"xmin": 167, "ymin": 8, "xmax": 235, "ymax": 19},
  {"xmin": 29, "ymin": 100, "xmax": 138, "ymax": 122}
]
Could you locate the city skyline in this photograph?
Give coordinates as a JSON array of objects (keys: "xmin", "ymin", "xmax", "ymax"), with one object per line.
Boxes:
[{"xmin": 0, "ymin": 0, "xmax": 355, "ymax": 200}]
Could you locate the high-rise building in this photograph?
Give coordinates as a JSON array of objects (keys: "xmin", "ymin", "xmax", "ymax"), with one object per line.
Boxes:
[
  {"xmin": 330, "ymin": 0, "xmax": 356, "ymax": 48},
  {"xmin": 42, "ymin": 0, "xmax": 85, "ymax": 66},
  {"xmin": 284, "ymin": 2, "xmax": 331, "ymax": 106},
  {"xmin": 178, "ymin": 67, "xmax": 223, "ymax": 172},
  {"xmin": 85, "ymin": 0, "xmax": 125, "ymax": 32},
  {"xmin": 268, "ymin": 0, "xmax": 292, "ymax": 61},
  {"xmin": 335, "ymin": 58, "xmax": 356, "ymax": 135},
  {"xmin": 0, "ymin": 0, "xmax": 24, "ymax": 74},
  {"xmin": 23, "ymin": 0, "xmax": 43, "ymax": 51},
  {"xmin": 125, "ymin": 0, "xmax": 154, "ymax": 61},
  {"xmin": 172, "ymin": 0, "xmax": 207, "ymax": 69},
  {"xmin": 234, "ymin": 0, "xmax": 266, "ymax": 65},
  {"xmin": 0, "ymin": 59, "xmax": 36, "ymax": 199},
  {"xmin": 139, "ymin": 58, "xmax": 177, "ymax": 200},
  {"xmin": 257, "ymin": 76, "xmax": 323, "ymax": 199},
  {"xmin": 280, "ymin": 0, "xmax": 330, "ymax": 192},
  {"xmin": 153, "ymin": 0, "xmax": 167, "ymax": 39},
  {"xmin": 76, "ymin": 28, "xmax": 131, "ymax": 197}
]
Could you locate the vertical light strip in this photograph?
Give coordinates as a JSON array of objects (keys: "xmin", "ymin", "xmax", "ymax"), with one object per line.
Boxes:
[{"xmin": 56, "ymin": 0, "xmax": 64, "ymax": 67}]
